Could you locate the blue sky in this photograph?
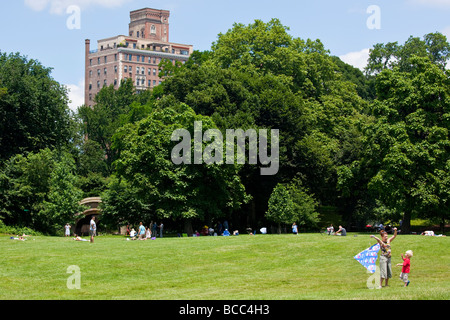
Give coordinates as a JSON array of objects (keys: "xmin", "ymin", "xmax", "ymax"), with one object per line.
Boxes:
[{"xmin": 1, "ymin": 0, "xmax": 450, "ymax": 110}]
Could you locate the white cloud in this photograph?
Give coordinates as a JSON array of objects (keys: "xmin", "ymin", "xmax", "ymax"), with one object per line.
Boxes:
[
  {"xmin": 339, "ymin": 48, "xmax": 371, "ymax": 71},
  {"xmin": 66, "ymin": 80, "xmax": 85, "ymax": 112},
  {"xmin": 24, "ymin": 0, "xmax": 131, "ymax": 15}
]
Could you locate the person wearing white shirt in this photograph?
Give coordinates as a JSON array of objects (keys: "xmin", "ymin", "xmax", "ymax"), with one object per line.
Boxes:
[{"xmin": 90, "ymin": 216, "xmax": 96, "ymax": 243}]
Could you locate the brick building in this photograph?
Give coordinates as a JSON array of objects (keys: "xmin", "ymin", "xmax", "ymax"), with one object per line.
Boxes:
[{"xmin": 84, "ymin": 8, "xmax": 193, "ymax": 107}]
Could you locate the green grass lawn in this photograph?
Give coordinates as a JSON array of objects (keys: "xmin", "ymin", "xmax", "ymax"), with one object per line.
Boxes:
[{"xmin": 0, "ymin": 232, "xmax": 448, "ymax": 300}]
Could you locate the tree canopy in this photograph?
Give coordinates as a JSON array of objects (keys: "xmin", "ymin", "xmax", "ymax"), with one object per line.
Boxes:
[
  {"xmin": 1, "ymin": 21, "xmax": 449, "ymax": 235},
  {"xmin": 0, "ymin": 52, "xmax": 75, "ymax": 161}
]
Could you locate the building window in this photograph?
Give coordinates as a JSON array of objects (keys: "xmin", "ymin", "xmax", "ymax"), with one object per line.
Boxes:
[
  {"xmin": 128, "ymin": 54, "xmax": 132, "ymax": 61},
  {"xmin": 141, "ymin": 68, "xmax": 144, "ymax": 75},
  {"xmin": 114, "ymin": 65, "xmax": 118, "ymax": 73},
  {"xmin": 97, "ymin": 81, "xmax": 100, "ymax": 88},
  {"xmin": 98, "ymin": 57, "xmax": 101, "ymax": 64},
  {"xmin": 133, "ymin": 43, "xmax": 136, "ymax": 49},
  {"xmin": 114, "ymin": 79, "xmax": 117, "ymax": 86},
  {"xmin": 103, "ymin": 79, "xmax": 107, "ymax": 87},
  {"xmin": 136, "ymin": 67, "xmax": 140, "ymax": 74},
  {"xmin": 137, "ymin": 31, "xmax": 140, "ymax": 38},
  {"xmin": 114, "ymin": 54, "xmax": 117, "ymax": 61},
  {"xmin": 97, "ymin": 69, "xmax": 100, "ymax": 76},
  {"xmin": 104, "ymin": 68, "xmax": 107, "ymax": 75},
  {"xmin": 104, "ymin": 56, "xmax": 107, "ymax": 63},
  {"xmin": 89, "ymin": 70, "xmax": 92, "ymax": 78},
  {"xmin": 129, "ymin": 66, "xmax": 132, "ymax": 73},
  {"xmin": 153, "ymin": 68, "xmax": 156, "ymax": 76},
  {"xmin": 89, "ymin": 59, "xmax": 92, "ymax": 66},
  {"xmin": 137, "ymin": 55, "xmax": 140, "ymax": 62},
  {"xmin": 124, "ymin": 66, "xmax": 128, "ymax": 73},
  {"xmin": 151, "ymin": 25, "xmax": 156, "ymax": 34},
  {"xmin": 148, "ymin": 80, "xmax": 151, "ymax": 87}
]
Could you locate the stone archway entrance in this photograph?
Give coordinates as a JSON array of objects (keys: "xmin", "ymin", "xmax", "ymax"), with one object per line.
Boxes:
[{"xmin": 75, "ymin": 197, "xmax": 102, "ymax": 236}]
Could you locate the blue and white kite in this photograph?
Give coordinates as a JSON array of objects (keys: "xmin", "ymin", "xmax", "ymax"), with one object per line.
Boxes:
[{"xmin": 354, "ymin": 243, "xmax": 380, "ymax": 273}]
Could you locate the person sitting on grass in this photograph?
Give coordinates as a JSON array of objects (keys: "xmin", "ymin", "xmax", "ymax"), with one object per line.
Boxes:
[
  {"xmin": 145, "ymin": 227, "xmax": 151, "ymax": 240},
  {"xmin": 327, "ymin": 224, "xmax": 334, "ymax": 235},
  {"xmin": 129, "ymin": 228, "xmax": 137, "ymax": 240},
  {"xmin": 335, "ymin": 225, "xmax": 347, "ymax": 236},
  {"xmin": 138, "ymin": 222, "xmax": 146, "ymax": 240}
]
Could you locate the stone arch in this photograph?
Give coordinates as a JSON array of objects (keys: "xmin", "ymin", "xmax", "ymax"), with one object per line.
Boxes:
[{"xmin": 75, "ymin": 197, "xmax": 102, "ymax": 236}]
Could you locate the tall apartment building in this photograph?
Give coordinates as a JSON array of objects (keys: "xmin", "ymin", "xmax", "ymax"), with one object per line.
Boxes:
[{"xmin": 85, "ymin": 8, "xmax": 193, "ymax": 107}]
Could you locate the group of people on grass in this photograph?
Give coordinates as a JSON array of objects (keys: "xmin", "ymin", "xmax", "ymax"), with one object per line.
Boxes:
[
  {"xmin": 128, "ymin": 221, "xmax": 162, "ymax": 240},
  {"xmin": 63, "ymin": 216, "xmax": 437, "ymax": 289},
  {"xmin": 324, "ymin": 224, "xmax": 347, "ymax": 236}
]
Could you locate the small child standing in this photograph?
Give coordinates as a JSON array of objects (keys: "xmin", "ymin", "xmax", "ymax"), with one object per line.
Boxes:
[{"xmin": 396, "ymin": 250, "xmax": 413, "ymax": 287}]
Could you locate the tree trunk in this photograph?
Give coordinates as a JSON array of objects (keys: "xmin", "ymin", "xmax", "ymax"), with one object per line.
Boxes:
[
  {"xmin": 402, "ymin": 211, "xmax": 411, "ymax": 234},
  {"xmin": 184, "ymin": 220, "xmax": 193, "ymax": 236}
]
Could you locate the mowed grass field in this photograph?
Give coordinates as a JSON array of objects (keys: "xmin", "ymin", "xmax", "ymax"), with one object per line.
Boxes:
[{"xmin": 0, "ymin": 232, "xmax": 448, "ymax": 300}]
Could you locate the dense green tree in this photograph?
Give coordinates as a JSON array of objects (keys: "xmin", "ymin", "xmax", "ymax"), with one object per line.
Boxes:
[
  {"xmin": 265, "ymin": 179, "xmax": 319, "ymax": 233},
  {"xmin": 160, "ymin": 19, "xmax": 367, "ymax": 228},
  {"xmin": 108, "ymin": 101, "xmax": 250, "ymax": 233},
  {"xmin": 265, "ymin": 183, "xmax": 295, "ymax": 233},
  {"xmin": 366, "ymin": 32, "xmax": 450, "ymax": 75},
  {"xmin": 0, "ymin": 52, "xmax": 75, "ymax": 161},
  {"xmin": 0, "ymin": 149, "xmax": 56, "ymax": 227},
  {"xmin": 77, "ymin": 79, "xmax": 156, "ymax": 173},
  {"xmin": 37, "ymin": 153, "xmax": 84, "ymax": 234},
  {"xmin": 100, "ymin": 175, "xmax": 150, "ymax": 230},
  {"xmin": 339, "ymin": 56, "xmax": 450, "ymax": 233}
]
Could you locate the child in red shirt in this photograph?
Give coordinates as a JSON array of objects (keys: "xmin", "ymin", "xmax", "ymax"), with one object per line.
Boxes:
[{"xmin": 397, "ymin": 250, "xmax": 413, "ymax": 287}]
